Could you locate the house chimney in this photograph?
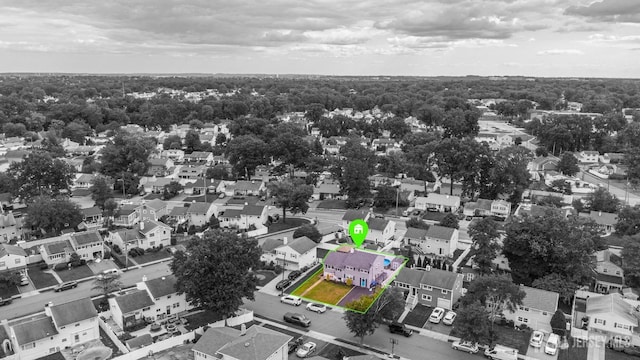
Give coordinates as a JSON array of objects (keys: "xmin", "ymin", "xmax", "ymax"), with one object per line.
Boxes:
[
  {"xmin": 142, "ymin": 275, "xmax": 147, "ymax": 282},
  {"xmin": 240, "ymin": 324, "xmax": 246, "ymax": 336},
  {"xmin": 426, "ymin": 265, "xmax": 431, "ymax": 271},
  {"xmin": 140, "ymin": 221, "xmax": 144, "ymax": 231},
  {"xmin": 162, "ymin": 276, "xmax": 165, "ymax": 280},
  {"xmin": 283, "ymin": 237, "xmax": 288, "ymax": 245}
]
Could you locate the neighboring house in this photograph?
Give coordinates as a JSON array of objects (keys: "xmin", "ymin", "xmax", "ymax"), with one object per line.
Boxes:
[
  {"xmin": 183, "ymin": 178, "xmax": 218, "ymax": 196},
  {"xmin": 114, "ymin": 205, "xmax": 140, "ymax": 227},
  {"xmin": 463, "ymin": 199, "xmax": 493, "ymax": 217},
  {"xmin": 491, "ymin": 200, "xmax": 511, "ymax": 218},
  {"xmin": 108, "ymin": 220, "xmax": 171, "ymax": 251},
  {"xmin": 40, "ymin": 240, "xmax": 74, "ymax": 266},
  {"xmin": 502, "ymin": 285, "xmax": 559, "ymax": 332},
  {"xmin": 144, "ymin": 199, "xmax": 168, "ymax": 220},
  {"xmin": 0, "ymin": 243, "xmax": 27, "ymax": 273},
  {"xmin": 323, "ymin": 246, "xmax": 402, "ymax": 289},
  {"xmin": 184, "ymin": 151, "xmax": 214, "ymax": 165},
  {"xmin": 9, "ymin": 298, "xmax": 98, "ymax": 360},
  {"xmin": 394, "ymin": 267, "xmax": 464, "ymax": 310},
  {"xmin": 0, "ymin": 211, "xmax": 21, "ymax": 242},
  {"xmin": 223, "ymin": 180, "xmax": 266, "ymax": 197},
  {"xmin": 161, "ymin": 149, "xmax": 185, "ymax": 163},
  {"xmin": 145, "ymin": 177, "xmax": 174, "ymax": 194},
  {"xmin": 136, "ymin": 275, "xmax": 191, "ymax": 322},
  {"xmin": 313, "ymin": 182, "xmax": 342, "ymax": 201},
  {"xmin": 415, "ymin": 194, "xmax": 461, "ymax": 213},
  {"xmin": 193, "ymin": 325, "xmax": 291, "ymax": 360},
  {"xmin": 70, "ymin": 232, "xmax": 104, "ymax": 261},
  {"xmin": 73, "ymin": 174, "xmax": 96, "ymax": 189},
  {"xmin": 527, "ymin": 155, "xmax": 560, "ymax": 181},
  {"xmin": 592, "ymin": 249, "xmax": 625, "ymax": 293},
  {"xmin": 177, "ymin": 165, "xmax": 206, "ymax": 180},
  {"xmin": 582, "ymin": 211, "xmax": 617, "ymax": 236},
  {"xmin": 585, "ymin": 293, "xmax": 640, "ymax": 347},
  {"xmin": 261, "ymin": 236, "xmax": 317, "ymax": 271},
  {"xmin": 219, "ymin": 205, "xmax": 267, "ymax": 230},
  {"xmin": 80, "ymin": 207, "xmax": 103, "ymax": 230},
  {"xmin": 147, "ymin": 158, "xmax": 174, "ymax": 176},
  {"xmin": 406, "ymin": 225, "xmax": 459, "ymax": 257},
  {"xmin": 108, "ymin": 289, "xmax": 156, "ymax": 331},
  {"xmin": 576, "ymin": 151, "xmax": 600, "ymax": 164},
  {"xmin": 341, "ymin": 210, "xmax": 370, "ymax": 230},
  {"xmin": 366, "ymin": 218, "xmax": 396, "ymax": 245},
  {"xmin": 186, "ymin": 202, "xmax": 217, "ymax": 227},
  {"xmin": 167, "ymin": 206, "xmax": 189, "ymax": 225}
]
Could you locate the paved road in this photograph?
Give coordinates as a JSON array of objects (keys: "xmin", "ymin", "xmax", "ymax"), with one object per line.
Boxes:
[
  {"xmin": 579, "ymin": 170, "xmax": 640, "ymax": 206},
  {"xmin": 243, "ymin": 291, "xmax": 482, "ymax": 360}
]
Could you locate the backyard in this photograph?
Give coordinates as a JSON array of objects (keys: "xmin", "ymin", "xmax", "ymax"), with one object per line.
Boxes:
[
  {"xmin": 183, "ymin": 310, "xmax": 224, "ymax": 331},
  {"xmin": 56, "ymin": 264, "xmax": 95, "ymax": 282},
  {"xmin": 267, "ymin": 218, "xmax": 309, "ymax": 233},
  {"xmin": 27, "ymin": 265, "xmax": 59, "ymax": 289},
  {"xmin": 300, "ymin": 279, "xmax": 353, "ymax": 305}
]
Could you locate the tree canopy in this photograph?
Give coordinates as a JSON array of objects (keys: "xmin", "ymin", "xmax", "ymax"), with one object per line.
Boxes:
[
  {"xmin": 267, "ymin": 180, "xmax": 313, "ymax": 223},
  {"xmin": 342, "ymin": 287, "xmax": 405, "ymax": 345},
  {"xmin": 25, "ymin": 196, "xmax": 83, "ymax": 235},
  {"xmin": 468, "ymin": 218, "xmax": 501, "ymax": 275},
  {"xmin": 7, "ymin": 151, "xmax": 75, "ymax": 200}
]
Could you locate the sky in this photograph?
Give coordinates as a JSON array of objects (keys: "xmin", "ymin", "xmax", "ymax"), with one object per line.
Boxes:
[{"xmin": 1, "ymin": 0, "xmax": 640, "ymax": 78}]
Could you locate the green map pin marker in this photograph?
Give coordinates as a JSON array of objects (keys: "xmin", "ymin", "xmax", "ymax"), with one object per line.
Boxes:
[{"xmin": 348, "ymin": 219, "xmax": 368, "ymax": 248}]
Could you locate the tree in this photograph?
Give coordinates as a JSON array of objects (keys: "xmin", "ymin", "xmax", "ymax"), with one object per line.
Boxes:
[
  {"xmin": 293, "ymin": 224, "xmax": 322, "ymax": 243},
  {"xmin": 0, "ymin": 173, "xmax": 15, "ymax": 195},
  {"xmin": 625, "ymin": 146, "xmax": 640, "ymax": 186},
  {"xmin": 535, "ymin": 147, "xmax": 549, "ymax": 157},
  {"xmin": 90, "ymin": 176, "xmax": 113, "ymax": 209},
  {"xmin": 584, "ymin": 188, "xmax": 619, "ymax": 213},
  {"xmin": 170, "ymin": 230, "xmax": 261, "ymax": 317},
  {"xmin": 461, "ymin": 274, "xmax": 526, "ymax": 329},
  {"xmin": 206, "ymin": 165, "xmax": 231, "ymax": 180},
  {"xmin": 503, "ymin": 209, "xmax": 604, "ymax": 285},
  {"xmin": 268, "ymin": 180, "xmax": 313, "ymax": 223},
  {"xmin": 40, "ymin": 132, "xmax": 66, "ymax": 158},
  {"xmin": 557, "ymin": 152, "xmax": 579, "ymax": 176},
  {"xmin": 532, "ymin": 273, "xmax": 577, "ymax": 305},
  {"xmin": 100, "ymin": 131, "xmax": 156, "ymax": 178},
  {"xmin": 184, "ymin": 130, "xmax": 203, "ymax": 154},
  {"xmin": 226, "ymin": 135, "xmax": 268, "ymax": 178},
  {"xmin": 215, "ymin": 133, "xmax": 227, "ymax": 145},
  {"xmin": 454, "ymin": 301, "xmax": 494, "ymax": 345},
  {"xmin": 343, "ymin": 287, "xmax": 405, "ymax": 345},
  {"xmin": 62, "ymin": 120, "xmax": 92, "ymax": 143},
  {"xmin": 163, "ymin": 181, "xmax": 183, "ymax": 199},
  {"xmin": 103, "ymin": 198, "xmax": 118, "ymax": 227},
  {"xmin": 622, "ymin": 239, "xmax": 640, "ymax": 288},
  {"xmin": 550, "ymin": 309, "xmax": 566, "ymax": 337},
  {"xmin": 550, "ymin": 179, "xmax": 572, "ymax": 195},
  {"xmin": 373, "ymin": 185, "xmax": 403, "ymax": 210},
  {"xmin": 439, "ymin": 213, "xmax": 459, "ymax": 229},
  {"xmin": 405, "ymin": 218, "xmax": 430, "ymax": 230},
  {"xmin": 69, "ymin": 252, "xmax": 82, "ymax": 267},
  {"xmin": 91, "ymin": 273, "xmax": 123, "ymax": 300},
  {"xmin": 7, "ymin": 151, "xmax": 75, "ymax": 200},
  {"xmin": 334, "ymin": 138, "xmax": 376, "ymax": 207},
  {"xmin": 616, "ymin": 205, "xmax": 640, "ymax": 236},
  {"xmin": 163, "ymin": 134, "xmax": 182, "ymax": 150},
  {"xmin": 24, "ymin": 196, "xmax": 83, "ymax": 235},
  {"xmin": 270, "ymin": 132, "xmax": 311, "ymax": 174},
  {"xmin": 468, "ymin": 218, "xmax": 501, "ymax": 275},
  {"xmin": 481, "ymin": 146, "xmax": 532, "ymax": 204}
]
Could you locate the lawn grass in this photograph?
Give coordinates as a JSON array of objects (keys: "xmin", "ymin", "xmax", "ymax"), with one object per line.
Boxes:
[
  {"xmin": 493, "ymin": 326, "xmax": 531, "ymax": 355},
  {"xmin": 318, "ymin": 343, "xmax": 364, "ymax": 359},
  {"xmin": 558, "ymin": 337, "xmax": 588, "ymax": 360},
  {"xmin": 27, "ymin": 265, "xmax": 59, "ymax": 289},
  {"xmin": 404, "ymin": 304, "xmax": 433, "ymax": 328},
  {"xmin": 254, "ymin": 270, "xmax": 278, "ymax": 287},
  {"xmin": 133, "ymin": 250, "xmax": 172, "ymax": 264},
  {"xmin": 317, "ymin": 199, "xmax": 348, "ymax": 209},
  {"xmin": 0, "ymin": 284, "xmax": 18, "ymax": 298},
  {"xmin": 291, "ymin": 269, "xmax": 324, "ymax": 296},
  {"xmin": 184, "ymin": 310, "xmax": 223, "ymax": 331},
  {"xmin": 56, "ymin": 264, "xmax": 95, "ymax": 282},
  {"xmin": 303, "ymin": 280, "xmax": 353, "ymax": 305},
  {"xmin": 267, "ymin": 218, "xmax": 309, "ymax": 233}
]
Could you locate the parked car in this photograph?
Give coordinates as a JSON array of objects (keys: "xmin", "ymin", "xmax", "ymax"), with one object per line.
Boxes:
[
  {"xmin": 306, "ymin": 302, "xmax": 327, "ymax": 313},
  {"xmin": 429, "ymin": 307, "xmax": 445, "ymax": 324},
  {"xmin": 283, "ymin": 312, "xmax": 311, "ymax": 327},
  {"xmin": 484, "ymin": 345, "xmax": 518, "ymax": 360},
  {"xmin": 19, "ymin": 276, "xmax": 29, "ymax": 286},
  {"xmin": 54, "ymin": 281, "xmax": 78, "ymax": 292},
  {"xmin": 388, "ymin": 322, "xmax": 413, "ymax": 337},
  {"xmin": 288, "ymin": 270, "xmax": 302, "ymax": 280},
  {"xmin": 451, "ymin": 341, "xmax": 479, "ymax": 354},
  {"xmin": 545, "ymin": 334, "xmax": 560, "ymax": 356},
  {"xmin": 529, "ymin": 330, "xmax": 544, "ymax": 348},
  {"xmin": 442, "ymin": 311, "xmax": 456, "ymax": 325},
  {"xmin": 288, "ymin": 338, "xmax": 303, "ymax": 354},
  {"xmin": 97, "ymin": 268, "xmax": 120, "ymax": 279},
  {"xmin": 281, "ymin": 295, "xmax": 302, "ymax": 306},
  {"xmin": 296, "ymin": 342, "xmax": 317, "ymax": 358},
  {"xmin": 275, "ymin": 279, "xmax": 291, "ymax": 290},
  {"xmin": 0, "ymin": 297, "xmax": 12, "ymax": 306}
]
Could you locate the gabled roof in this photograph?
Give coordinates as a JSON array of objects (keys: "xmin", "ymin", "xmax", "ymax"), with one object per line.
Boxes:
[
  {"xmin": 144, "ymin": 275, "xmax": 178, "ymax": 298},
  {"xmin": 81, "ymin": 206, "xmax": 103, "ymax": 217},
  {"xmin": 286, "ymin": 236, "xmax": 316, "ymax": 255},
  {"xmin": 221, "ymin": 209, "xmax": 242, "ymax": 219},
  {"xmin": 187, "ymin": 202, "xmax": 213, "ymax": 215},
  {"xmin": 261, "ymin": 238, "xmax": 284, "ymax": 253},
  {"xmin": 149, "ymin": 158, "xmax": 170, "ymax": 166},
  {"xmin": 588, "ymin": 211, "xmax": 617, "ymax": 226},
  {"xmin": 394, "ymin": 267, "xmax": 461, "ymax": 290},
  {"xmin": 193, "ymin": 325, "xmax": 291, "ymax": 360},
  {"xmin": 342, "ymin": 209, "xmax": 368, "ymax": 221},
  {"xmin": 12, "ymin": 316, "xmax": 58, "ymax": 345},
  {"xmin": 44, "ymin": 240, "xmax": 73, "ymax": 256},
  {"xmin": 465, "ymin": 199, "xmax": 493, "ymax": 211},
  {"xmin": 50, "ymin": 298, "xmax": 97, "ymax": 327},
  {"xmin": 587, "ymin": 293, "xmax": 640, "ymax": 325},
  {"xmin": 367, "ymin": 218, "xmax": 389, "ymax": 231},
  {"xmin": 145, "ymin": 199, "xmax": 167, "ymax": 211},
  {"xmin": 75, "ymin": 174, "xmax": 95, "ymax": 184},
  {"xmin": 520, "ymin": 285, "xmax": 558, "ymax": 313},
  {"xmin": 229, "ymin": 180, "xmax": 264, "ymax": 191},
  {"xmin": 138, "ymin": 219, "xmax": 169, "ymax": 234},
  {"xmin": 425, "ymin": 225, "xmax": 456, "ymax": 240},
  {"xmin": 423, "ymin": 193, "xmax": 460, "ymax": 206},
  {"xmin": 595, "ymin": 272, "xmax": 624, "ymax": 285},
  {"xmin": 324, "ymin": 249, "xmax": 381, "ymax": 271},
  {"xmin": 169, "ymin": 206, "xmax": 188, "ymax": 217},
  {"xmin": 242, "ymin": 205, "xmax": 266, "ymax": 216},
  {"xmin": 0, "ymin": 212, "xmax": 16, "ymax": 227},
  {"xmin": 0, "ymin": 243, "xmax": 27, "ymax": 258},
  {"xmin": 71, "ymin": 231, "xmax": 102, "ymax": 246},
  {"xmin": 316, "ymin": 183, "xmax": 340, "ymax": 194},
  {"xmin": 114, "ymin": 290, "xmax": 155, "ymax": 314},
  {"xmin": 404, "ymin": 227, "xmax": 428, "ymax": 240}
]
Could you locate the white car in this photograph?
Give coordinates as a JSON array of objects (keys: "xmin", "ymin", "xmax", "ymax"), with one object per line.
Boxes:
[
  {"xmin": 451, "ymin": 340, "xmax": 479, "ymax": 354},
  {"xmin": 545, "ymin": 333, "xmax": 560, "ymax": 356},
  {"xmin": 443, "ymin": 311, "xmax": 456, "ymax": 325},
  {"xmin": 280, "ymin": 295, "xmax": 302, "ymax": 306},
  {"xmin": 296, "ymin": 342, "xmax": 317, "ymax": 358},
  {"xmin": 429, "ymin": 307, "xmax": 445, "ymax": 324},
  {"xmin": 530, "ymin": 330, "xmax": 544, "ymax": 348},
  {"xmin": 306, "ymin": 302, "xmax": 327, "ymax": 313}
]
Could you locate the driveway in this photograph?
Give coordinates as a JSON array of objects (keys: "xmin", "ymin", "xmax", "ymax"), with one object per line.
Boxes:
[
  {"xmin": 87, "ymin": 259, "xmax": 118, "ymax": 274},
  {"xmin": 526, "ymin": 332, "xmax": 559, "ymax": 360}
]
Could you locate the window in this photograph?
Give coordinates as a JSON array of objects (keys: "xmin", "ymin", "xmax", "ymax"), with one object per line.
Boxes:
[
  {"xmin": 143, "ymin": 307, "xmax": 151, "ymax": 311},
  {"xmin": 523, "ymin": 318, "xmax": 529, "ymax": 323},
  {"xmin": 167, "ymin": 295, "xmax": 171, "ymax": 299},
  {"xmin": 442, "ymin": 289, "xmax": 448, "ymax": 295},
  {"xmin": 595, "ymin": 318, "xmax": 606, "ymax": 325},
  {"xmin": 15, "ymin": 258, "xmax": 20, "ymax": 264},
  {"xmin": 173, "ymin": 302, "xmax": 180, "ymax": 308},
  {"xmin": 422, "ymin": 294, "xmax": 432, "ymax": 301},
  {"xmin": 75, "ymin": 323, "xmax": 80, "ymax": 327},
  {"xmin": 0, "ymin": 262, "xmax": 6, "ymax": 267},
  {"xmin": 603, "ymin": 268, "xmax": 608, "ymax": 273}
]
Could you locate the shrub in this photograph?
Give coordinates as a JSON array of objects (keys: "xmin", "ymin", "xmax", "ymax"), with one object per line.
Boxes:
[
  {"xmin": 113, "ymin": 245, "xmax": 121, "ymax": 254},
  {"xmin": 346, "ymin": 278, "xmax": 353, "ymax": 286},
  {"xmin": 103, "ymin": 250, "xmax": 111, "ymax": 259},
  {"xmin": 54, "ymin": 263, "xmax": 67, "ymax": 271},
  {"xmin": 39, "ymin": 263, "xmax": 49, "ymax": 270},
  {"xmin": 79, "ymin": 259, "xmax": 86, "ymax": 266},
  {"xmin": 157, "ymin": 244, "xmax": 163, "ymax": 250}
]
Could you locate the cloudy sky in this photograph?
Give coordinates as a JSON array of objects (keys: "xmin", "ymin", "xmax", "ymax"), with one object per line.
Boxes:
[{"xmin": 1, "ymin": 0, "xmax": 639, "ymax": 77}]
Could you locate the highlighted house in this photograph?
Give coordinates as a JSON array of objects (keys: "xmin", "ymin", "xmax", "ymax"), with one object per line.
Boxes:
[{"xmin": 323, "ymin": 246, "xmax": 404, "ymax": 289}]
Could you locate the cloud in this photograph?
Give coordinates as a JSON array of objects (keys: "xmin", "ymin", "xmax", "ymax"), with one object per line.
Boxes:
[
  {"xmin": 537, "ymin": 49, "xmax": 584, "ymax": 55},
  {"xmin": 565, "ymin": 0, "xmax": 640, "ymax": 23}
]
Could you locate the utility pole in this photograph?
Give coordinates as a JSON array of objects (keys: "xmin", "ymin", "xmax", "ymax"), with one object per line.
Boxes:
[
  {"xmin": 389, "ymin": 338, "xmax": 398, "ymax": 358},
  {"xmin": 280, "ymin": 253, "xmax": 286, "ymax": 296},
  {"xmin": 124, "ymin": 231, "xmax": 129, "ymax": 271}
]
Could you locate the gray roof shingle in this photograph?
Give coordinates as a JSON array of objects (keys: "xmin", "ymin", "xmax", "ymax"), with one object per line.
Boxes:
[
  {"xmin": 50, "ymin": 298, "xmax": 97, "ymax": 327},
  {"xmin": 425, "ymin": 225, "xmax": 456, "ymax": 240},
  {"xmin": 394, "ymin": 267, "xmax": 461, "ymax": 290},
  {"xmin": 114, "ymin": 290, "xmax": 155, "ymax": 314},
  {"xmin": 324, "ymin": 249, "xmax": 382, "ymax": 271},
  {"xmin": 12, "ymin": 316, "xmax": 58, "ymax": 345},
  {"xmin": 144, "ymin": 275, "xmax": 177, "ymax": 298},
  {"xmin": 520, "ymin": 285, "xmax": 558, "ymax": 313},
  {"xmin": 193, "ymin": 325, "xmax": 291, "ymax": 360}
]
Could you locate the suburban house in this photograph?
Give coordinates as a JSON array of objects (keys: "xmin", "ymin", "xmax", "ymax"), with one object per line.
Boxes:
[
  {"xmin": 143, "ymin": 199, "xmax": 168, "ymax": 220},
  {"xmin": 73, "ymin": 174, "xmax": 96, "ymax": 189},
  {"xmin": 366, "ymin": 218, "xmax": 396, "ymax": 245},
  {"xmin": 40, "ymin": 239, "xmax": 74, "ymax": 266},
  {"xmin": 463, "ymin": 199, "xmax": 493, "ymax": 217},
  {"xmin": 581, "ymin": 211, "xmax": 617, "ymax": 236},
  {"xmin": 502, "ymin": 285, "xmax": 559, "ymax": 332},
  {"xmin": 192, "ymin": 325, "xmax": 291, "ymax": 360},
  {"xmin": 0, "ymin": 243, "xmax": 27, "ymax": 274},
  {"xmin": 527, "ymin": 155, "xmax": 560, "ymax": 180},
  {"xmin": 312, "ymin": 182, "xmax": 342, "ymax": 201},
  {"xmin": 135, "ymin": 275, "xmax": 191, "ymax": 322},
  {"xmin": 186, "ymin": 202, "xmax": 217, "ymax": 227},
  {"xmin": 0, "ymin": 211, "xmax": 21, "ymax": 242},
  {"xmin": 405, "ymin": 225, "xmax": 459, "ymax": 257},
  {"xmin": 584, "ymin": 293, "xmax": 640, "ymax": 347},
  {"xmin": 147, "ymin": 157, "xmax": 174, "ymax": 176},
  {"xmin": 108, "ymin": 220, "xmax": 171, "ymax": 251},
  {"xmin": 415, "ymin": 193, "xmax": 461, "ymax": 213},
  {"xmin": 8, "ymin": 298, "xmax": 98, "ymax": 360},
  {"xmin": 575, "ymin": 150, "xmax": 600, "ymax": 163},
  {"xmin": 393, "ymin": 267, "xmax": 464, "ymax": 310},
  {"xmin": 79, "ymin": 207, "xmax": 103, "ymax": 230},
  {"xmin": 341, "ymin": 209, "xmax": 371, "ymax": 230},
  {"xmin": 177, "ymin": 165, "xmax": 206, "ymax": 180},
  {"xmin": 114, "ymin": 205, "xmax": 140, "ymax": 227},
  {"xmin": 161, "ymin": 149, "xmax": 185, "ymax": 163},
  {"xmin": 323, "ymin": 246, "xmax": 403, "ymax": 289},
  {"xmin": 183, "ymin": 178, "xmax": 218, "ymax": 195},
  {"xmin": 69, "ymin": 231, "xmax": 104, "ymax": 261},
  {"xmin": 491, "ymin": 200, "xmax": 511, "ymax": 218},
  {"xmin": 107, "ymin": 289, "xmax": 156, "ymax": 331},
  {"xmin": 592, "ymin": 249, "xmax": 625, "ymax": 293},
  {"xmin": 219, "ymin": 205, "xmax": 268, "ymax": 230},
  {"xmin": 183, "ymin": 151, "xmax": 214, "ymax": 165},
  {"xmin": 145, "ymin": 177, "xmax": 173, "ymax": 194},
  {"xmin": 223, "ymin": 180, "xmax": 266, "ymax": 197},
  {"xmin": 260, "ymin": 236, "xmax": 317, "ymax": 271},
  {"xmin": 167, "ymin": 206, "xmax": 189, "ymax": 225}
]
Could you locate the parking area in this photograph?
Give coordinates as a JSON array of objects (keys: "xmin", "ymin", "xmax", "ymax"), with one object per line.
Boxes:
[{"xmin": 525, "ymin": 332, "xmax": 559, "ymax": 360}]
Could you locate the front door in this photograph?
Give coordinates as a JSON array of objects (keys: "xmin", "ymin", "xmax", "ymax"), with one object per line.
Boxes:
[
  {"xmin": 74, "ymin": 334, "xmax": 80, "ymax": 343},
  {"xmin": 360, "ymin": 278, "xmax": 367, "ymax": 287},
  {"xmin": 166, "ymin": 305, "xmax": 171, "ymax": 315},
  {"xmin": 412, "ymin": 287, "xmax": 417, "ymax": 296}
]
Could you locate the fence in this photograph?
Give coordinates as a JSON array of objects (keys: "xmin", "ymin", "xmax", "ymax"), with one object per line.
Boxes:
[
  {"xmin": 98, "ymin": 316, "xmax": 130, "ymax": 355},
  {"xmin": 112, "ymin": 331, "xmax": 195, "ymax": 360},
  {"xmin": 226, "ymin": 309, "xmax": 253, "ymax": 327}
]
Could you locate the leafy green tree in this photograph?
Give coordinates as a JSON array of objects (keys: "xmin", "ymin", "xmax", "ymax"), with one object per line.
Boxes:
[
  {"xmin": 434, "ymin": 138, "xmax": 489, "ymax": 197},
  {"xmin": 334, "ymin": 138, "xmax": 376, "ymax": 207},
  {"xmin": 468, "ymin": 218, "xmax": 501, "ymax": 275},
  {"xmin": 405, "ymin": 218, "xmax": 430, "ymax": 230},
  {"xmin": 103, "ymin": 198, "xmax": 118, "ymax": 227},
  {"xmin": 343, "ymin": 287, "xmax": 405, "ymax": 346},
  {"xmin": 268, "ymin": 180, "xmax": 313, "ymax": 223},
  {"xmin": 270, "ymin": 131, "xmax": 311, "ymax": 174},
  {"xmin": 226, "ymin": 135, "xmax": 268, "ymax": 178},
  {"xmin": 91, "ymin": 273, "xmax": 123, "ymax": 305},
  {"xmin": 24, "ymin": 196, "xmax": 83, "ymax": 235},
  {"xmin": 550, "ymin": 309, "xmax": 566, "ymax": 337},
  {"xmin": 584, "ymin": 188, "xmax": 619, "ymax": 213},
  {"xmin": 2, "ymin": 122, "xmax": 27, "ymax": 137},
  {"xmin": 373, "ymin": 184, "xmax": 406, "ymax": 210},
  {"xmin": 0, "ymin": 173, "xmax": 15, "ymax": 195},
  {"xmin": 532, "ymin": 273, "xmax": 577, "ymax": 305},
  {"xmin": 163, "ymin": 181, "xmax": 183, "ymax": 199},
  {"xmin": 69, "ymin": 252, "xmax": 82, "ymax": 267},
  {"xmin": 7, "ymin": 151, "xmax": 75, "ymax": 200},
  {"xmin": 557, "ymin": 152, "xmax": 579, "ymax": 176},
  {"xmin": 625, "ymin": 146, "xmax": 640, "ymax": 186},
  {"xmin": 454, "ymin": 301, "xmax": 494, "ymax": 346},
  {"xmin": 461, "ymin": 274, "xmax": 526, "ymax": 329},
  {"xmin": 377, "ymin": 153, "xmax": 407, "ymax": 178},
  {"xmin": 170, "ymin": 230, "xmax": 261, "ymax": 317},
  {"xmin": 439, "ymin": 213, "xmax": 459, "ymax": 229},
  {"xmin": 163, "ymin": 135, "xmax": 182, "ymax": 150},
  {"xmin": 305, "ymin": 103, "xmax": 326, "ymax": 123},
  {"xmin": 293, "ymin": 224, "xmax": 322, "ymax": 243},
  {"xmin": 62, "ymin": 120, "xmax": 92, "ymax": 143},
  {"xmin": 90, "ymin": 175, "xmax": 113, "ymax": 209},
  {"xmin": 616, "ymin": 205, "xmax": 640, "ymax": 236},
  {"xmin": 40, "ymin": 132, "xmax": 66, "ymax": 158},
  {"xmin": 184, "ymin": 130, "xmax": 202, "ymax": 154},
  {"xmin": 622, "ymin": 239, "xmax": 640, "ymax": 288},
  {"xmin": 206, "ymin": 165, "xmax": 231, "ymax": 180},
  {"xmin": 0, "ymin": 272, "xmax": 21, "ymax": 287},
  {"xmin": 401, "ymin": 131, "xmax": 440, "ymax": 181},
  {"xmin": 215, "ymin": 133, "xmax": 227, "ymax": 145},
  {"xmin": 100, "ymin": 131, "xmax": 156, "ymax": 178}
]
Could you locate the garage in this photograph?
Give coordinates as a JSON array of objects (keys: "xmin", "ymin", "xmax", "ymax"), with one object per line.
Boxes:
[{"xmin": 437, "ymin": 298, "xmax": 451, "ymax": 310}]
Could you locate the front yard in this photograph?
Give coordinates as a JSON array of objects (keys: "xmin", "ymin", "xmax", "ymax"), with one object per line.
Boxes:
[
  {"xmin": 290, "ymin": 268, "xmax": 323, "ymax": 296},
  {"xmin": 301, "ymin": 280, "xmax": 353, "ymax": 305},
  {"xmin": 267, "ymin": 218, "xmax": 309, "ymax": 233},
  {"xmin": 132, "ymin": 250, "xmax": 172, "ymax": 264},
  {"xmin": 56, "ymin": 264, "xmax": 95, "ymax": 282},
  {"xmin": 450, "ymin": 323, "xmax": 530, "ymax": 355},
  {"xmin": 0, "ymin": 283, "xmax": 18, "ymax": 299},
  {"xmin": 403, "ymin": 304, "xmax": 433, "ymax": 328},
  {"xmin": 27, "ymin": 265, "xmax": 59, "ymax": 289},
  {"xmin": 316, "ymin": 199, "xmax": 348, "ymax": 209}
]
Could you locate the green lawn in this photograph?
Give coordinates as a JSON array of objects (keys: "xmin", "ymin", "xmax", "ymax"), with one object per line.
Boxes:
[
  {"xmin": 27, "ymin": 266, "xmax": 59, "ymax": 289},
  {"xmin": 254, "ymin": 270, "xmax": 278, "ymax": 287},
  {"xmin": 267, "ymin": 218, "xmax": 309, "ymax": 233},
  {"xmin": 0, "ymin": 284, "xmax": 18, "ymax": 299},
  {"xmin": 291, "ymin": 269, "xmax": 324, "ymax": 296},
  {"xmin": 302, "ymin": 280, "xmax": 353, "ymax": 305},
  {"xmin": 558, "ymin": 337, "xmax": 588, "ymax": 360},
  {"xmin": 317, "ymin": 199, "xmax": 348, "ymax": 209},
  {"xmin": 493, "ymin": 326, "xmax": 531, "ymax": 355},
  {"xmin": 133, "ymin": 250, "xmax": 172, "ymax": 264},
  {"xmin": 56, "ymin": 264, "xmax": 95, "ymax": 282}
]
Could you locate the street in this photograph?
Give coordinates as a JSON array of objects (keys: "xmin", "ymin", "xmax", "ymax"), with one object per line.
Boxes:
[{"xmin": 579, "ymin": 170, "xmax": 640, "ymax": 206}]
